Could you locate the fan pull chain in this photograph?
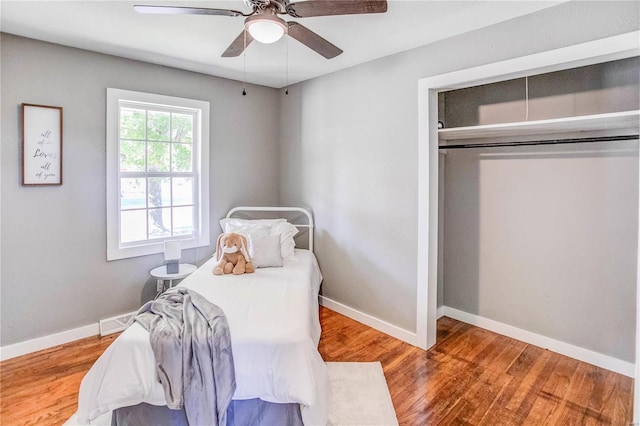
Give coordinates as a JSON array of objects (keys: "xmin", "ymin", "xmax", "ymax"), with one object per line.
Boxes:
[
  {"xmin": 242, "ymin": 30, "xmax": 247, "ymax": 96},
  {"xmin": 285, "ymin": 34, "xmax": 289, "ymax": 95},
  {"xmin": 525, "ymin": 76, "xmax": 529, "ymax": 121}
]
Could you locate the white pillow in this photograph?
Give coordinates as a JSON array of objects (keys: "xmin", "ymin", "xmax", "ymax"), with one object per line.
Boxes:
[
  {"xmin": 222, "ymin": 222, "xmax": 270, "ymax": 238},
  {"xmin": 270, "ymin": 221, "xmax": 298, "ymax": 260},
  {"xmin": 248, "ymin": 234, "xmax": 283, "ymax": 268},
  {"xmin": 220, "ymin": 217, "xmax": 299, "ymax": 260},
  {"xmin": 219, "ymin": 217, "xmax": 286, "ymax": 232}
]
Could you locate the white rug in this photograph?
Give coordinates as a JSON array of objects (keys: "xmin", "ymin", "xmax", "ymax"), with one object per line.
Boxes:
[
  {"xmin": 73, "ymin": 362, "xmax": 398, "ymax": 426},
  {"xmin": 327, "ymin": 361, "xmax": 399, "ymax": 426}
]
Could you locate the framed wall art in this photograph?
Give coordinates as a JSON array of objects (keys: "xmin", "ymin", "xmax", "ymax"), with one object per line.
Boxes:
[{"xmin": 21, "ymin": 103, "xmax": 63, "ymax": 186}]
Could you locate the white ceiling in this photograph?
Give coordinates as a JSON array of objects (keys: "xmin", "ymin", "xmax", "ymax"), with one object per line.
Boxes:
[{"xmin": 1, "ymin": 1, "xmax": 564, "ymax": 88}]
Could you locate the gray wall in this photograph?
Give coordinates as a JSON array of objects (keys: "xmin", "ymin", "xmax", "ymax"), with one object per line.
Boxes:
[
  {"xmin": 443, "ymin": 142, "xmax": 638, "ymax": 363},
  {"xmin": 2, "ymin": 1, "xmax": 639, "ymax": 355},
  {"xmin": 1, "ymin": 34, "xmax": 281, "ymax": 346},
  {"xmin": 279, "ymin": 1, "xmax": 639, "ymax": 339}
]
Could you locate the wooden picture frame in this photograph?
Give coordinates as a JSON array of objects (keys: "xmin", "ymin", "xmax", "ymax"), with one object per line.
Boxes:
[{"xmin": 21, "ymin": 103, "xmax": 63, "ymax": 186}]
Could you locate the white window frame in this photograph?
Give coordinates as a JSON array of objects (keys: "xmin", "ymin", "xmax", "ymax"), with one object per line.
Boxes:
[{"xmin": 106, "ymin": 88, "xmax": 210, "ymax": 261}]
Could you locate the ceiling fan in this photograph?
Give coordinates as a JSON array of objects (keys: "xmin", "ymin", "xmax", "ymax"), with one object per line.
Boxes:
[{"xmin": 134, "ymin": 0, "xmax": 387, "ymax": 59}]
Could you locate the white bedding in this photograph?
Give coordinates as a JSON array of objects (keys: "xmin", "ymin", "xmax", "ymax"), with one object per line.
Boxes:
[{"xmin": 69, "ymin": 249, "xmax": 329, "ymax": 425}]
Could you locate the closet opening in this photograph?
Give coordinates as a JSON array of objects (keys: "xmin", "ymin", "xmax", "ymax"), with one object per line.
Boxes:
[
  {"xmin": 416, "ymin": 31, "xmax": 640, "ymax": 421},
  {"xmin": 437, "ymin": 57, "xmax": 639, "ymax": 364}
]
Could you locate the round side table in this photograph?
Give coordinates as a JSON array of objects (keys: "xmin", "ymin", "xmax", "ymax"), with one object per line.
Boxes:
[{"xmin": 150, "ymin": 263, "xmax": 197, "ymax": 298}]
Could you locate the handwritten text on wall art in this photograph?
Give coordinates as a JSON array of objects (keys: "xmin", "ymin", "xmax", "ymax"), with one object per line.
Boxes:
[{"xmin": 22, "ymin": 104, "xmax": 63, "ymax": 185}]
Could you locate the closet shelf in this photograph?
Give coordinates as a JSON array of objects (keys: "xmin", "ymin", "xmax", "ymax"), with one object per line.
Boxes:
[{"xmin": 438, "ymin": 110, "xmax": 640, "ymax": 141}]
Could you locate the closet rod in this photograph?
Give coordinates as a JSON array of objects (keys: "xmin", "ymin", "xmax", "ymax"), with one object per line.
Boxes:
[{"xmin": 438, "ymin": 134, "xmax": 639, "ymax": 150}]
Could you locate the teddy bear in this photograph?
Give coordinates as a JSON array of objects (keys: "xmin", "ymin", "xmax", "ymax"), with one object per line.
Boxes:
[{"xmin": 213, "ymin": 232, "xmax": 255, "ymax": 275}]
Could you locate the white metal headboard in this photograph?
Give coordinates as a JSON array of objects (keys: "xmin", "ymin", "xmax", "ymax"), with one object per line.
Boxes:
[{"xmin": 225, "ymin": 206, "xmax": 314, "ymax": 253}]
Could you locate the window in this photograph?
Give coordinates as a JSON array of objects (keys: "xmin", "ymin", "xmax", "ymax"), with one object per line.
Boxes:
[{"xmin": 106, "ymin": 89, "xmax": 210, "ymax": 260}]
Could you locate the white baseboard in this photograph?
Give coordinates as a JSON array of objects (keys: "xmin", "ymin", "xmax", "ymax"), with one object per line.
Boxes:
[
  {"xmin": 3, "ymin": 301, "xmax": 633, "ymax": 379},
  {"xmin": 441, "ymin": 306, "xmax": 635, "ymax": 378},
  {"xmin": 319, "ymin": 296, "xmax": 418, "ymax": 346},
  {"xmin": 0, "ymin": 323, "xmax": 100, "ymax": 362}
]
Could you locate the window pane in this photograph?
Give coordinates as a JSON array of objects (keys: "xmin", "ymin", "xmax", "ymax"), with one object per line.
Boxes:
[
  {"xmin": 148, "ymin": 177, "xmax": 171, "ymax": 208},
  {"xmin": 173, "ymin": 177, "xmax": 193, "ymax": 206},
  {"xmin": 121, "ymin": 210, "xmax": 147, "ymax": 243},
  {"xmin": 173, "ymin": 206, "xmax": 194, "ymax": 236},
  {"xmin": 147, "ymin": 142, "xmax": 170, "ymax": 172},
  {"xmin": 120, "ymin": 178, "xmax": 146, "ymax": 210},
  {"xmin": 108, "ymin": 89, "xmax": 209, "ymax": 260},
  {"xmin": 148, "ymin": 208, "xmax": 171, "ymax": 239},
  {"xmin": 147, "ymin": 110, "xmax": 170, "ymax": 141},
  {"xmin": 120, "ymin": 140, "xmax": 145, "ymax": 172},
  {"xmin": 172, "ymin": 143, "xmax": 193, "ymax": 172},
  {"xmin": 172, "ymin": 113, "xmax": 193, "ymax": 143},
  {"xmin": 120, "ymin": 108, "xmax": 146, "ymax": 140}
]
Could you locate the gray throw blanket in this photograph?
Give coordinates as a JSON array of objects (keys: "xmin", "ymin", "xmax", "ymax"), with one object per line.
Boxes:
[{"xmin": 134, "ymin": 287, "xmax": 235, "ymax": 426}]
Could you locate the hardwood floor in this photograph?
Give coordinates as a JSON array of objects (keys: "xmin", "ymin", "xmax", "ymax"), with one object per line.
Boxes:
[
  {"xmin": 0, "ymin": 332, "xmax": 118, "ymax": 425},
  {"xmin": 1, "ymin": 307, "xmax": 633, "ymax": 425},
  {"xmin": 319, "ymin": 308, "xmax": 633, "ymax": 425}
]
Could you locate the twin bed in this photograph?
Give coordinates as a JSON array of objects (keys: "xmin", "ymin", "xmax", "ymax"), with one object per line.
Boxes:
[{"xmin": 68, "ymin": 207, "xmax": 329, "ymax": 425}]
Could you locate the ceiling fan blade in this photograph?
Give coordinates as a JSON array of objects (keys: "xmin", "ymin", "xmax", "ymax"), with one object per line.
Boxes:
[
  {"xmin": 287, "ymin": 22, "xmax": 342, "ymax": 59},
  {"xmin": 134, "ymin": 5, "xmax": 246, "ymax": 17},
  {"xmin": 286, "ymin": 1, "xmax": 387, "ymax": 18},
  {"xmin": 221, "ymin": 30, "xmax": 254, "ymax": 57}
]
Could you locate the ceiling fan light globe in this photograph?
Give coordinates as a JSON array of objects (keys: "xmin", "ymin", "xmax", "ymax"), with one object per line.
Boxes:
[
  {"xmin": 245, "ymin": 13, "xmax": 287, "ymax": 44},
  {"xmin": 247, "ymin": 21, "xmax": 285, "ymax": 43}
]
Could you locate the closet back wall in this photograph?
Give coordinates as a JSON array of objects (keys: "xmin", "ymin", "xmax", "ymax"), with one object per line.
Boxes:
[
  {"xmin": 441, "ymin": 58, "xmax": 639, "ymax": 363},
  {"xmin": 443, "ymin": 57, "xmax": 639, "ymax": 127}
]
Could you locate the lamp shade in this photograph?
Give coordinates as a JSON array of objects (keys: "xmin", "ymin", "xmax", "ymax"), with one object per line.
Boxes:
[
  {"xmin": 164, "ymin": 240, "xmax": 181, "ymax": 261},
  {"xmin": 245, "ymin": 13, "xmax": 287, "ymax": 44}
]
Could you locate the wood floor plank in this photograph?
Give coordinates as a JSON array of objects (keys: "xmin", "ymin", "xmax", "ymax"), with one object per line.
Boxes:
[
  {"xmin": 523, "ymin": 354, "xmax": 580, "ymax": 424},
  {"xmin": 0, "ymin": 307, "xmax": 633, "ymax": 425}
]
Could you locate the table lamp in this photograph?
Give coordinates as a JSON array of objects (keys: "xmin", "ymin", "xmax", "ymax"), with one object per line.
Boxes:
[{"xmin": 164, "ymin": 240, "xmax": 181, "ymax": 274}]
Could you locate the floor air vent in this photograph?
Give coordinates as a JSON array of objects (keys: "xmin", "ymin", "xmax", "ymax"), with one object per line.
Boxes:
[{"xmin": 99, "ymin": 311, "xmax": 137, "ymax": 336}]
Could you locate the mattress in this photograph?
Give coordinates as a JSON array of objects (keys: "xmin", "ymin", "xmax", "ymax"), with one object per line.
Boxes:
[{"xmin": 69, "ymin": 249, "xmax": 329, "ymax": 425}]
